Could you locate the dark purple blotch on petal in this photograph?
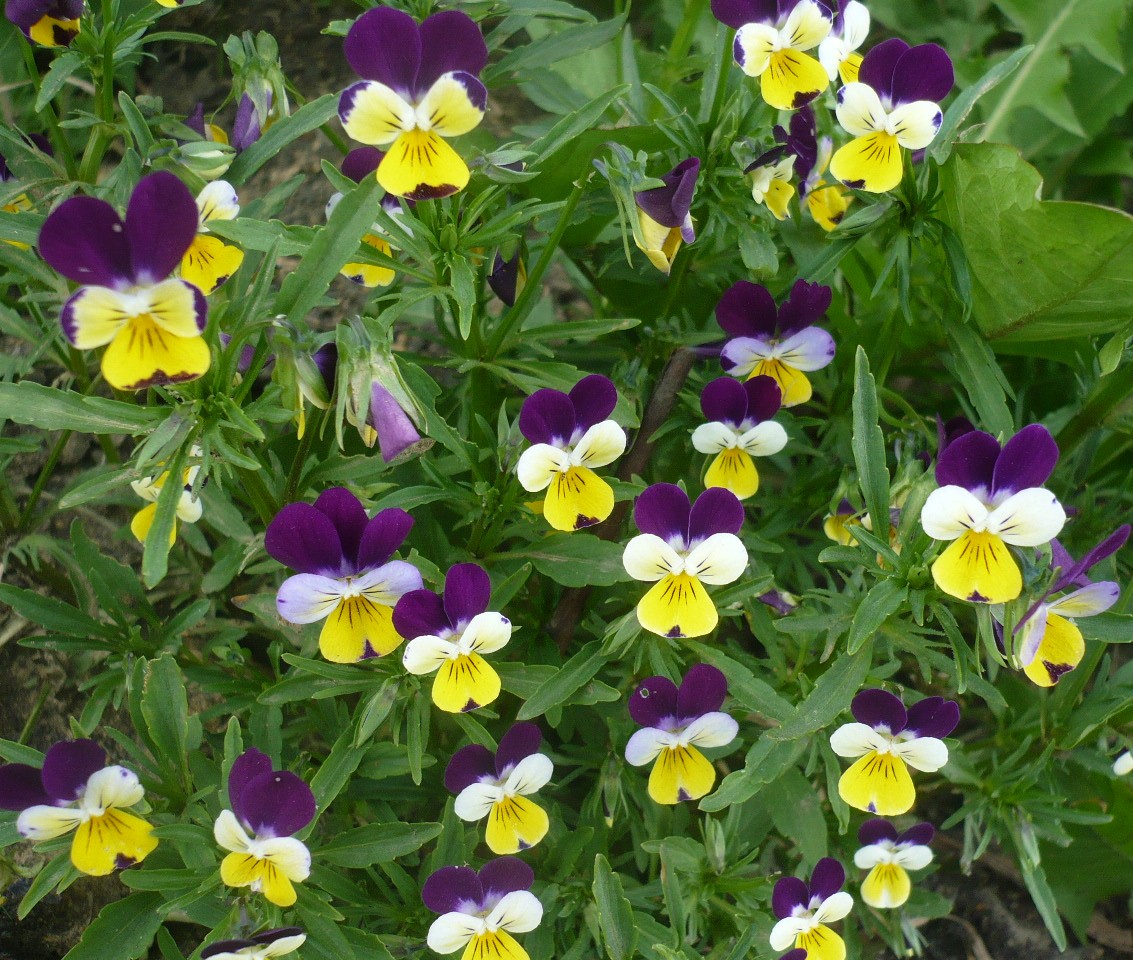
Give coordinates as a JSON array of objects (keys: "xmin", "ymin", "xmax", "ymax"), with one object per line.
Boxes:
[
  {"xmin": 41, "ymin": 739, "xmax": 105, "ymax": 804},
  {"xmin": 744, "ymin": 144, "xmax": 789, "ymax": 174},
  {"xmin": 125, "ymin": 171, "xmax": 199, "ymax": 284},
  {"xmin": 495, "ymin": 722, "xmax": 542, "ymax": 777},
  {"xmin": 265, "ymin": 501, "xmax": 345, "ymax": 576},
  {"xmin": 851, "ymin": 688, "xmax": 907, "ymax": 733},
  {"xmin": 743, "ymin": 375, "xmax": 782, "ymax": 424},
  {"xmin": 857, "ymin": 37, "xmax": 909, "ymax": 102},
  {"xmin": 445, "ymin": 744, "xmax": 496, "ymax": 793},
  {"xmin": 422, "ymin": 865, "xmax": 483, "ymax": 914},
  {"xmin": 710, "ymin": 0, "xmax": 779, "ymax": 27},
  {"xmin": 779, "ymin": 952, "xmax": 808, "ymax": 960},
  {"xmin": 857, "ymin": 817, "xmax": 898, "ymax": 846},
  {"xmin": 991, "ymin": 424, "xmax": 1058, "ymax": 495},
  {"xmin": 934, "ymin": 430, "xmax": 999, "ymax": 492},
  {"xmin": 0, "ymin": 764, "xmax": 51, "ymax": 811},
  {"xmin": 239, "ymin": 769, "xmax": 316, "ymax": 838},
  {"xmin": 444, "ymin": 563, "xmax": 491, "ymax": 629},
  {"xmin": 777, "ymin": 279, "xmax": 832, "ymax": 336},
  {"xmin": 629, "ymin": 675, "xmax": 679, "ymax": 728},
  {"xmin": 519, "ymin": 388, "xmax": 576, "ymax": 446},
  {"xmin": 227, "ymin": 748, "xmax": 273, "ymax": 824},
  {"xmin": 701, "ymin": 377, "xmax": 749, "ymax": 428},
  {"xmin": 890, "ymin": 42, "xmax": 954, "ymax": 106},
  {"xmin": 676, "ymin": 663, "xmax": 728, "ymax": 721},
  {"xmin": 904, "ymin": 696, "xmax": 959, "ymax": 739},
  {"xmin": 784, "ymin": 107, "xmax": 818, "ymax": 190},
  {"xmin": 356, "ymin": 507, "xmax": 414, "ymax": 571},
  {"xmin": 715, "ymin": 281, "xmax": 778, "ymax": 339},
  {"xmin": 393, "ymin": 588, "xmax": 448, "ymax": 641},
  {"xmin": 772, "ymin": 875, "xmax": 810, "ymax": 918},
  {"xmin": 569, "ymin": 375, "xmax": 618, "ymax": 432},
  {"xmin": 634, "ymin": 158, "xmax": 700, "ymax": 229},
  {"xmin": 38, "ymin": 196, "xmax": 133, "ymax": 289},
  {"xmin": 634, "ymin": 483, "xmax": 691, "ymax": 543},
  {"xmin": 898, "ymin": 822, "xmax": 935, "ymax": 847},
  {"xmin": 808, "ymin": 857, "xmax": 845, "ymax": 902},
  {"xmin": 253, "ymin": 928, "xmax": 304, "ymax": 947},
  {"xmin": 688, "ymin": 487, "xmax": 745, "ymax": 544},
  {"xmin": 342, "ymin": 146, "xmax": 385, "ymax": 183},
  {"xmin": 478, "ymin": 855, "xmax": 534, "ymax": 903}
]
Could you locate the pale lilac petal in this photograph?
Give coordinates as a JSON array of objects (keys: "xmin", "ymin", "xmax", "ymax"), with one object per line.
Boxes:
[
  {"xmin": 275, "ymin": 573, "xmax": 344, "ymax": 624},
  {"xmin": 775, "ymin": 326, "xmax": 835, "ymax": 372}
]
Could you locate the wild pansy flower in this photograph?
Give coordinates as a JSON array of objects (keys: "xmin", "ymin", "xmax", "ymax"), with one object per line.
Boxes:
[
  {"xmin": 265, "ymin": 487, "xmax": 422, "ymax": 663},
  {"xmin": 130, "ymin": 446, "xmax": 203, "ymax": 545},
  {"xmin": 423, "ymin": 857, "xmax": 543, "ymax": 960},
  {"xmin": 920, "ymin": 424, "xmax": 1066, "ymax": 604},
  {"xmin": 6, "ymin": 0, "xmax": 82, "ymax": 46},
  {"xmin": 396, "ymin": 563, "xmax": 511, "ymax": 713},
  {"xmin": 854, "ymin": 819, "xmax": 934, "ymax": 909},
  {"xmin": 201, "ymin": 929, "xmax": 306, "ymax": 960},
  {"xmin": 623, "ymin": 484, "xmax": 748, "ymax": 638},
  {"xmin": 625, "ymin": 664, "xmax": 738, "ymax": 804},
  {"xmin": 445, "ymin": 722, "xmax": 553, "ymax": 854},
  {"xmin": 181, "ymin": 181, "xmax": 244, "ymax": 295},
  {"xmin": 1115, "ymin": 752, "xmax": 1133, "ymax": 776},
  {"xmin": 823, "ymin": 499, "xmax": 858, "ymax": 545},
  {"xmin": 517, "ymin": 375, "xmax": 626, "ymax": 531},
  {"xmin": 693, "ymin": 376, "xmax": 788, "ymax": 500},
  {"xmin": 0, "ymin": 739, "xmax": 157, "ymax": 876},
  {"xmin": 38, "ymin": 171, "xmax": 209, "ymax": 391},
  {"xmin": 745, "ymin": 148, "xmax": 795, "ymax": 220},
  {"xmin": 830, "ymin": 689, "xmax": 959, "ymax": 816},
  {"xmin": 818, "ymin": 0, "xmax": 869, "ymax": 83},
  {"xmin": 339, "ymin": 8, "xmax": 488, "ymax": 200},
  {"xmin": 633, "ymin": 157, "xmax": 699, "ymax": 275},
  {"xmin": 831, "ymin": 39, "xmax": 954, "ymax": 194},
  {"xmin": 713, "ymin": 0, "xmax": 832, "ymax": 111},
  {"xmin": 770, "ymin": 858, "xmax": 854, "ymax": 960},
  {"xmin": 718, "ymin": 279, "xmax": 835, "ymax": 407},
  {"xmin": 214, "ymin": 749, "xmax": 315, "ymax": 908}
]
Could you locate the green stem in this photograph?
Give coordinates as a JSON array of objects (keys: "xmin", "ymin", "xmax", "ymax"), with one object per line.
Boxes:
[
  {"xmin": 667, "ymin": 0, "xmax": 708, "ymax": 66},
  {"xmin": 705, "ymin": 27, "xmax": 733, "ymax": 140},
  {"xmin": 18, "ymin": 430, "xmax": 71, "ymax": 532},
  {"xmin": 17, "ymin": 683, "xmax": 53, "ymax": 745},
  {"xmin": 238, "ymin": 466, "xmax": 277, "ymax": 526},
  {"xmin": 284, "ymin": 409, "xmax": 323, "ymax": 503},
  {"xmin": 20, "ymin": 43, "xmax": 77, "ymax": 179}
]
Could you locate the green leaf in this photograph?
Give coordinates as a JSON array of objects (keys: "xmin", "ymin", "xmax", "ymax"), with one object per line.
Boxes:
[
  {"xmin": 61, "ymin": 892, "xmax": 165, "ymax": 960},
  {"xmin": 1079, "ymin": 613, "xmax": 1133, "ymax": 642},
  {"xmin": 767, "ymin": 641, "xmax": 874, "ymax": 743},
  {"xmin": 527, "ymin": 85, "xmax": 629, "ymax": 161},
  {"xmin": 517, "ymin": 641, "xmax": 606, "ymax": 721},
  {"xmin": 448, "ymin": 252, "xmax": 477, "ymax": 340},
  {"xmin": 592, "ymin": 854, "xmax": 637, "ymax": 960},
  {"xmin": 515, "ymin": 533, "xmax": 630, "ymax": 587},
  {"xmin": 226, "ymin": 93, "xmax": 339, "ymax": 185},
  {"xmin": 310, "ymin": 729, "xmax": 367, "ymax": 815},
  {"xmin": 36, "ymin": 51, "xmax": 83, "ymax": 112},
  {"xmin": 944, "ymin": 320, "xmax": 1015, "ymax": 436},
  {"xmin": 486, "ymin": 15, "xmax": 627, "ymax": 84},
  {"xmin": 847, "ymin": 580, "xmax": 907, "ymax": 654},
  {"xmin": 0, "ymin": 381, "xmax": 165, "ymax": 434},
  {"xmin": 765, "ymin": 768, "xmax": 828, "ymax": 864},
  {"xmin": 699, "ymin": 738, "xmax": 801, "ymax": 811},
  {"xmin": 319, "ymin": 822, "xmax": 442, "ymax": 867},
  {"xmin": 0, "ymin": 583, "xmax": 115, "ymax": 639},
  {"xmin": 851, "ymin": 347, "xmax": 891, "ymax": 551},
  {"xmin": 140, "ymin": 656, "xmax": 191, "ymax": 792},
  {"xmin": 18, "ymin": 852, "xmax": 77, "ymax": 918}
]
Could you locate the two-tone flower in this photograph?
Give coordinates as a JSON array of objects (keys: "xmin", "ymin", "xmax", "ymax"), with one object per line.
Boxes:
[
  {"xmin": 625, "ymin": 664, "xmax": 738, "ymax": 804},
  {"xmin": 182, "ymin": 181, "xmax": 244, "ymax": 295},
  {"xmin": 38, "ymin": 171, "xmax": 209, "ymax": 390},
  {"xmin": 130, "ymin": 446, "xmax": 203, "ymax": 545},
  {"xmin": 920, "ymin": 424, "xmax": 1066, "ymax": 604},
  {"xmin": 623, "ymin": 484, "xmax": 748, "ymax": 638},
  {"xmin": 445, "ymin": 723, "xmax": 553, "ymax": 853},
  {"xmin": 633, "ymin": 157, "xmax": 699, "ymax": 274},
  {"xmin": 818, "ymin": 0, "xmax": 869, "ymax": 83},
  {"xmin": 746, "ymin": 147, "xmax": 796, "ymax": 220},
  {"xmin": 516, "ymin": 375, "xmax": 627, "ymax": 531},
  {"xmin": 201, "ymin": 929, "xmax": 306, "ymax": 960},
  {"xmin": 854, "ymin": 819, "xmax": 934, "ymax": 909},
  {"xmin": 692, "ymin": 376, "xmax": 787, "ymax": 500},
  {"xmin": 770, "ymin": 858, "xmax": 854, "ymax": 960},
  {"xmin": 718, "ymin": 279, "xmax": 835, "ymax": 407},
  {"xmin": 339, "ymin": 8, "xmax": 488, "ymax": 200},
  {"xmin": 265, "ymin": 487, "xmax": 422, "ymax": 663},
  {"xmin": 831, "ymin": 39, "xmax": 954, "ymax": 193},
  {"xmin": 396, "ymin": 563, "xmax": 511, "ymax": 713},
  {"xmin": 830, "ymin": 689, "xmax": 959, "ymax": 815},
  {"xmin": 0, "ymin": 739, "xmax": 157, "ymax": 875},
  {"xmin": 6, "ymin": 0, "xmax": 82, "ymax": 46},
  {"xmin": 213, "ymin": 749, "xmax": 315, "ymax": 908}
]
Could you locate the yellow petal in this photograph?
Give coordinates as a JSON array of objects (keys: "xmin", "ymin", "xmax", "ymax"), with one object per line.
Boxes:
[
  {"xmin": 461, "ymin": 932, "xmax": 529, "ymax": 960},
  {"xmin": 861, "ymin": 862, "xmax": 911, "ymax": 908},
  {"xmin": 763, "ymin": 178, "xmax": 795, "ymax": 220},
  {"xmin": 543, "ymin": 466, "xmax": 615, "ymax": 531},
  {"xmin": 634, "ymin": 210, "xmax": 682, "ymax": 274},
  {"xmin": 796, "ymin": 924, "xmax": 846, "ymax": 960},
  {"xmin": 485, "ymin": 795, "xmax": 550, "ymax": 854},
  {"xmin": 220, "ymin": 852, "xmax": 298, "ymax": 907},
  {"xmin": 761, "ymin": 49, "xmax": 829, "ymax": 111},
  {"xmin": 823, "ymin": 513, "xmax": 857, "ymax": 546},
  {"xmin": 931, "ymin": 530, "xmax": 1022, "ymax": 604},
  {"xmin": 181, "ymin": 234, "xmax": 244, "ymax": 294},
  {"xmin": 636, "ymin": 573, "xmax": 718, "ymax": 639},
  {"xmin": 838, "ymin": 750, "xmax": 916, "ymax": 816},
  {"xmin": 750, "ymin": 357, "xmax": 812, "ymax": 407},
  {"xmin": 807, "ymin": 183, "xmax": 852, "ymax": 231},
  {"xmin": 830, "ymin": 132, "xmax": 903, "ymax": 193},
  {"xmin": 342, "ymin": 234, "xmax": 396, "ymax": 288},
  {"xmin": 378, "ymin": 129, "xmax": 470, "ymax": 201},
  {"xmin": 130, "ymin": 502, "xmax": 178, "ymax": 546},
  {"xmin": 101, "ymin": 316, "xmax": 211, "ymax": 391},
  {"xmin": 705, "ymin": 448, "xmax": 759, "ymax": 500},
  {"xmin": 29, "ymin": 16, "xmax": 80, "ymax": 47},
  {"xmin": 647, "ymin": 744, "xmax": 716, "ymax": 804},
  {"xmin": 318, "ymin": 594, "xmax": 403, "ymax": 662},
  {"xmin": 1023, "ymin": 613, "xmax": 1085, "ymax": 687},
  {"xmin": 70, "ymin": 810, "xmax": 158, "ymax": 876},
  {"xmin": 417, "ymin": 73, "xmax": 487, "ymax": 137},
  {"xmin": 839, "ymin": 52, "xmax": 862, "ymax": 84},
  {"xmin": 432, "ymin": 653, "xmax": 501, "ymax": 713}
]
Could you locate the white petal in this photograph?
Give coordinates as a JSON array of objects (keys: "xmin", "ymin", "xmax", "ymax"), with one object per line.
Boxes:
[
  {"xmin": 83, "ymin": 766, "xmax": 144, "ymax": 810},
  {"xmin": 197, "ymin": 180, "xmax": 239, "ymax": 225},
  {"xmin": 829, "ymin": 721, "xmax": 890, "ymax": 758},
  {"xmin": 734, "ymin": 23, "xmax": 778, "ymax": 76},
  {"xmin": 781, "ymin": 0, "xmax": 832, "ymax": 51},
  {"xmin": 893, "ymin": 844, "xmax": 934, "ymax": 870},
  {"xmin": 842, "ymin": 1, "xmax": 870, "ymax": 47},
  {"xmin": 770, "ymin": 917, "xmax": 809, "ymax": 951},
  {"xmin": 683, "ymin": 533, "xmax": 748, "ymax": 585},
  {"xmin": 892, "ymin": 735, "xmax": 949, "ymax": 772},
  {"xmin": 986, "ymin": 488, "xmax": 1065, "ymax": 546},
  {"xmin": 692, "ymin": 422, "xmax": 738, "ymax": 454},
  {"xmin": 813, "ymin": 890, "xmax": 854, "ymax": 923},
  {"xmin": 889, "ymin": 101, "xmax": 943, "ymax": 150},
  {"xmin": 571, "ymin": 421, "xmax": 627, "ymax": 469},
  {"xmin": 1115, "ymin": 751, "xmax": 1133, "ymax": 776},
  {"xmin": 454, "ymin": 782, "xmax": 503, "ymax": 821},
  {"xmin": 921, "ymin": 485, "xmax": 988, "ymax": 541},
  {"xmin": 402, "ymin": 635, "xmax": 457, "ymax": 675},
  {"xmin": 818, "ymin": 37, "xmax": 848, "ymax": 81},
  {"xmin": 624, "ymin": 727, "xmax": 672, "ymax": 766},
  {"xmin": 486, "ymin": 889, "xmax": 543, "ymax": 933},
  {"xmin": 130, "ymin": 476, "xmax": 161, "ymax": 503},
  {"xmin": 462, "ymin": 612, "xmax": 512, "ymax": 655},
  {"xmin": 18, "ymin": 804, "xmax": 82, "ymax": 840},
  {"xmin": 256, "ymin": 836, "xmax": 311, "ymax": 880},
  {"xmin": 260, "ymin": 933, "xmax": 308, "ymax": 958},
  {"xmin": 358, "ymin": 560, "xmax": 425, "ymax": 605},
  {"xmin": 835, "ymin": 82, "xmax": 887, "ymax": 137},
  {"xmin": 1017, "ymin": 607, "xmax": 1048, "ymax": 668},
  {"xmin": 681, "ymin": 712, "xmax": 739, "ymax": 749},
  {"xmin": 275, "ymin": 573, "xmax": 346, "ymax": 624},
  {"xmin": 213, "ymin": 809, "xmax": 252, "ymax": 853},
  {"xmin": 1048, "ymin": 582, "xmax": 1119, "ymax": 618},
  {"xmin": 517, "ymin": 444, "xmax": 570, "ymax": 492},
  {"xmin": 775, "ymin": 326, "xmax": 836, "ymax": 371},
  {"xmin": 853, "ymin": 844, "xmax": 890, "ymax": 869},
  {"xmin": 176, "ymin": 492, "xmax": 203, "ymax": 523},
  {"xmin": 623, "ymin": 534, "xmax": 684, "ymax": 582},
  {"xmin": 738, "ymin": 421, "xmax": 788, "ymax": 457},
  {"xmin": 503, "ymin": 753, "xmax": 554, "ymax": 796},
  {"xmin": 428, "ymin": 913, "xmax": 486, "ymax": 954}
]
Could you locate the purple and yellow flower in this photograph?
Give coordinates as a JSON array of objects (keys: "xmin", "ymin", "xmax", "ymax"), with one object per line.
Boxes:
[
  {"xmin": 213, "ymin": 749, "xmax": 315, "ymax": 908},
  {"xmin": 6, "ymin": 0, "xmax": 83, "ymax": 46},
  {"xmin": 831, "ymin": 39, "xmax": 954, "ymax": 193},
  {"xmin": 745, "ymin": 147, "xmax": 796, "ymax": 220},
  {"xmin": 517, "ymin": 375, "xmax": 626, "ymax": 531},
  {"xmin": 130, "ymin": 446, "xmax": 203, "ymax": 545},
  {"xmin": 0, "ymin": 739, "xmax": 157, "ymax": 876},
  {"xmin": 181, "ymin": 181, "xmax": 244, "ymax": 295},
  {"xmin": 692, "ymin": 375, "xmax": 787, "ymax": 500},
  {"xmin": 625, "ymin": 664, "xmax": 738, "ymax": 804},
  {"xmin": 717, "ymin": 279, "xmax": 835, "ymax": 407},
  {"xmin": 38, "ymin": 171, "xmax": 209, "ymax": 391},
  {"xmin": 920, "ymin": 424, "xmax": 1066, "ymax": 604},
  {"xmin": 854, "ymin": 819, "xmax": 934, "ymax": 909},
  {"xmin": 713, "ymin": 0, "xmax": 832, "ymax": 111},
  {"xmin": 327, "ymin": 146, "xmax": 408, "ymax": 289},
  {"xmin": 633, "ymin": 157, "xmax": 699, "ymax": 274},
  {"xmin": 339, "ymin": 8, "xmax": 488, "ymax": 200},
  {"xmin": 770, "ymin": 858, "xmax": 854, "ymax": 960},
  {"xmin": 622, "ymin": 484, "xmax": 748, "ymax": 638},
  {"xmin": 830, "ymin": 689, "xmax": 959, "ymax": 815},
  {"xmin": 265, "ymin": 487, "xmax": 422, "ymax": 663},
  {"xmin": 396, "ymin": 563, "xmax": 511, "ymax": 713},
  {"xmin": 823, "ymin": 499, "xmax": 858, "ymax": 545},
  {"xmin": 818, "ymin": 0, "xmax": 869, "ymax": 83},
  {"xmin": 445, "ymin": 723, "xmax": 553, "ymax": 853},
  {"xmin": 780, "ymin": 106, "xmax": 852, "ymax": 231},
  {"xmin": 423, "ymin": 857, "xmax": 543, "ymax": 960},
  {"xmin": 201, "ymin": 929, "xmax": 306, "ymax": 960}
]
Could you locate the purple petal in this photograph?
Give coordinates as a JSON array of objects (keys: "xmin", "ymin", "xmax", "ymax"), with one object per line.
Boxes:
[
  {"xmin": 519, "ymin": 389, "xmax": 576, "ymax": 445},
  {"xmin": 38, "ymin": 196, "xmax": 133, "ymax": 288},
  {"xmin": 634, "ymin": 158, "xmax": 699, "ymax": 229},
  {"xmin": 478, "ymin": 856, "xmax": 534, "ymax": 901},
  {"xmin": 228, "ymin": 748, "xmax": 273, "ymax": 826},
  {"xmin": 688, "ymin": 488, "xmax": 745, "ymax": 544},
  {"xmin": 184, "ymin": 103, "xmax": 206, "ymax": 138},
  {"xmin": 569, "ymin": 375, "xmax": 618, "ymax": 432},
  {"xmin": 772, "ymin": 876, "xmax": 810, "ymax": 919},
  {"xmin": 991, "ymin": 424, "xmax": 1058, "ymax": 495},
  {"xmin": 445, "ymin": 744, "xmax": 496, "ymax": 793},
  {"xmin": 710, "ymin": 0, "xmax": 778, "ymax": 27},
  {"xmin": 808, "ymin": 857, "xmax": 845, "ymax": 901},
  {"xmin": 416, "ymin": 11, "xmax": 489, "ymax": 95},
  {"xmin": 850, "ymin": 688, "xmax": 907, "ymax": 734},
  {"xmin": 495, "ymin": 723, "xmax": 543, "ymax": 777},
  {"xmin": 937, "ymin": 414, "xmax": 975, "ymax": 452},
  {"xmin": 342, "ymin": 146, "xmax": 385, "ymax": 183},
  {"xmin": 393, "ymin": 589, "xmax": 448, "ymax": 640},
  {"xmin": 422, "ymin": 865, "xmax": 483, "ymax": 914},
  {"xmin": 7, "ymin": 0, "xmax": 83, "ymax": 35},
  {"xmin": 934, "ymin": 430, "xmax": 999, "ymax": 493},
  {"xmin": 265, "ymin": 502, "xmax": 345, "ymax": 576},
  {"xmin": 488, "ymin": 250, "xmax": 522, "ymax": 307},
  {"xmin": 777, "ymin": 280, "xmax": 832, "ymax": 336},
  {"xmin": 41, "ymin": 739, "xmax": 105, "ymax": 804},
  {"xmin": 904, "ymin": 696, "xmax": 959, "ymax": 739},
  {"xmin": 125, "ymin": 172, "xmax": 199, "ymax": 285},
  {"xmin": 701, "ymin": 377, "xmax": 749, "ymax": 427},
  {"xmin": 313, "ymin": 343, "xmax": 338, "ymax": 393},
  {"xmin": 251, "ymin": 928, "xmax": 305, "ymax": 947},
  {"xmin": 628, "ymin": 676, "xmax": 679, "ymax": 728},
  {"xmin": 785, "ymin": 108, "xmax": 818, "ymax": 186},
  {"xmin": 857, "ymin": 37, "xmax": 909, "ymax": 102},
  {"xmin": 857, "ymin": 818, "xmax": 898, "ymax": 846},
  {"xmin": 676, "ymin": 664, "xmax": 728, "ymax": 720},
  {"xmin": 356, "ymin": 507, "xmax": 414, "ymax": 571},
  {"xmin": 1054, "ymin": 525, "xmax": 1131, "ymax": 593},
  {"xmin": 633, "ymin": 483, "xmax": 691, "ymax": 542},
  {"xmin": 716, "ymin": 281, "xmax": 778, "ymax": 339},
  {"xmin": 890, "ymin": 43, "xmax": 954, "ymax": 106},
  {"xmin": 0, "ymin": 764, "xmax": 51, "ymax": 810},
  {"xmin": 313, "ymin": 488, "xmax": 369, "ymax": 572},
  {"xmin": 444, "ymin": 563, "xmax": 492, "ymax": 629},
  {"xmin": 369, "ymin": 384, "xmax": 423, "ymax": 463},
  {"xmin": 344, "ymin": 7, "xmax": 422, "ymax": 94},
  {"xmin": 240, "ymin": 770, "xmax": 316, "ymax": 838},
  {"xmin": 232, "ymin": 93, "xmax": 263, "ymax": 152},
  {"xmin": 898, "ymin": 822, "xmax": 935, "ymax": 847},
  {"xmin": 742, "ymin": 376, "xmax": 782, "ymax": 424}
]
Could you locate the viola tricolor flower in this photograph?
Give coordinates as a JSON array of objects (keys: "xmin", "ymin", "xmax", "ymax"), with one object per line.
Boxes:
[
  {"xmin": 424, "ymin": 857, "xmax": 543, "ymax": 960},
  {"xmin": 201, "ymin": 929, "xmax": 306, "ymax": 960},
  {"xmin": 0, "ymin": 739, "xmax": 157, "ymax": 876},
  {"xmin": 265, "ymin": 487, "xmax": 422, "ymax": 663},
  {"xmin": 830, "ymin": 689, "xmax": 959, "ymax": 815},
  {"xmin": 516, "ymin": 375, "xmax": 627, "ymax": 531},
  {"xmin": 746, "ymin": 148, "xmax": 795, "ymax": 220},
  {"xmin": 130, "ymin": 447, "xmax": 203, "ymax": 545},
  {"xmin": 625, "ymin": 664, "xmax": 739, "ymax": 804},
  {"xmin": 818, "ymin": 0, "xmax": 869, "ymax": 83},
  {"xmin": 213, "ymin": 749, "xmax": 315, "ymax": 908},
  {"xmin": 633, "ymin": 157, "xmax": 699, "ymax": 274},
  {"xmin": 770, "ymin": 858, "xmax": 854, "ymax": 960},
  {"xmin": 38, "ymin": 171, "xmax": 210, "ymax": 391},
  {"xmin": 713, "ymin": 0, "xmax": 832, "ymax": 111},
  {"xmin": 6, "ymin": 0, "xmax": 83, "ymax": 46},
  {"xmin": 823, "ymin": 499, "xmax": 858, "ymax": 545},
  {"xmin": 692, "ymin": 376, "xmax": 787, "ymax": 500},
  {"xmin": 718, "ymin": 279, "xmax": 835, "ymax": 407},
  {"xmin": 181, "ymin": 181, "xmax": 244, "ymax": 295},
  {"xmin": 397, "ymin": 563, "xmax": 511, "ymax": 713},
  {"xmin": 339, "ymin": 8, "xmax": 488, "ymax": 200},
  {"xmin": 622, "ymin": 484, "xmax": 748, "ymax": 638},
  {"xmin": 831, "ymin": 39, "xmax": 954, "ymax": 193},
  {"xmin": 445, "ymin": 723, "xmax": 553, "ymax": 854},
  {"xmin": 854, "ymin": 819, "xmax": 934, "ymax": 909},
  {"xmin": 920, "ymin": 424, "xmax": 1066, "ymax": 604}
]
